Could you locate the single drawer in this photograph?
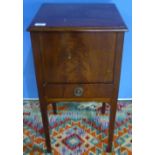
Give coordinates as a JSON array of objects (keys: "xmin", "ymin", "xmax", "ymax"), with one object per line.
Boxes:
[
  {"xmin": 39, "ymin": 32, "xmax": 116, "ymax": 84},
  {"xmin": 44, "ymin": 83, "xmax": 113, "ymax": 99}
]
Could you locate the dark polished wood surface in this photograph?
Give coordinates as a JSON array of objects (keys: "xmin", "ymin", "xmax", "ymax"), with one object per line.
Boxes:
[
  {"xmin": 28, "ymin": 3, "xmax": 127, "ymax": 31},
  {"xmin": 28, "ymin": 3, "xmax": 127, "ymax": 153},
  {"xmin": 40, "ymin": 32, "xmax": 116, "ymax": 83}
]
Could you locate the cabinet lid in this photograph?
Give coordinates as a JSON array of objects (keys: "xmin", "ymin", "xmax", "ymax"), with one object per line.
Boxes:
[{"xmin": 27, "ymin": 3, "xmax": 128, "ymax": 32}]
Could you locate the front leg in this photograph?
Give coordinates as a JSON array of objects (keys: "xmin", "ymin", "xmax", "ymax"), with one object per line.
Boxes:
[
  {"xmin": 106, "ymin": 102, "xmax": 117, "ymax": 152},
  {"xmin": 40, "ymin": 103, "xmax": 51, "ymax": 153}
]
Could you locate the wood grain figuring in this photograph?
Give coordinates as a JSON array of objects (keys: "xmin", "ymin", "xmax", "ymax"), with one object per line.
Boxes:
[
  {"xmin": 28, "ymin": 4, "xmax": 127, "ymax": 153},
  {"xmin": 40, "ymin": 32, "xmax": 116, "ymax": 83}
]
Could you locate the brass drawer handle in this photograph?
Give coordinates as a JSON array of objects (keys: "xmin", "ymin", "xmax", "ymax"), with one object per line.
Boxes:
[{"xmin": 74, "ymin": 87, "xmax": 84, "ymax": 97}]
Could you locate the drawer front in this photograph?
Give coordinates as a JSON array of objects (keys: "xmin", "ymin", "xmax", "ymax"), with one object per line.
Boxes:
[
  {"xmin": 44, "ymin": 83, "xmax": 113, "ymax": 98},
  {"xmin": 40, "ymin": 32, "xmax": 116, "ymax": 83}
]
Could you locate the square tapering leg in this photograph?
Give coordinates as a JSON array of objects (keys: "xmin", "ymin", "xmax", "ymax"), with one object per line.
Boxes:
[
  {"xmin": 40, "ymin": 103, "xmax": 51, "ymax": 153},
  {"xmin": 107, "ymin": 102, "xmax": 117, "ymax": 152},
  {"xmin": 52, "ymin": 102, "xmax": 57, "ymax": 114},
  {"xmin": 101, "ymin": 102, "xmax": 106, "ymax": 114}
]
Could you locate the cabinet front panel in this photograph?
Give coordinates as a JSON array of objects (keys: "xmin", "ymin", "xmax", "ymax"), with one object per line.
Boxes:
[{"xmin": 40, "ymin": 32, "xmax": 116, "ymax": 83}]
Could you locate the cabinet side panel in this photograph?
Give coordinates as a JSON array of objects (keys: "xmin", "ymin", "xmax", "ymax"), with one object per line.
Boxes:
[
  {"xmin": 112, "ymin": 32, "xmax": 125, "ymax": 101},
  {"xmin": 30, "ymin": 32, "xmax": 45, "ymax": 102}
]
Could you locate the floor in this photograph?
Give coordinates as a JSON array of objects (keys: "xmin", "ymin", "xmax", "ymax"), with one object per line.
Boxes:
[{"xmin": 23, "ymin": 100, "xmax": 132, "ymax": 155}]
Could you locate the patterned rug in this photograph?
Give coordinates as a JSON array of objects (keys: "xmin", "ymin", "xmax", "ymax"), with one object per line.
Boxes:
[{"xmin": 23, "ymin": 100, "xmax": 132, "ymax": 155}]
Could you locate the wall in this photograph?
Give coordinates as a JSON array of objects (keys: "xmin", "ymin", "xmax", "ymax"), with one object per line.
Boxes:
[{"xmin": 23, "ymin": 0, "xmax": 132, "ymax": 99}]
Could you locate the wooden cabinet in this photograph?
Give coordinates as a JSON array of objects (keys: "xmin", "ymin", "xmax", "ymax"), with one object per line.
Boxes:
[{"xmin": 28, "ymin": 3, "xmax": 127, "ymax": 153}]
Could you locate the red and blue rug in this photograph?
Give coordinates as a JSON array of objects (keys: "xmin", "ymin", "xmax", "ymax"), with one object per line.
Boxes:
[{"xmin": 23, "ymin": 101, "xmax": 132, "ymax": 155}]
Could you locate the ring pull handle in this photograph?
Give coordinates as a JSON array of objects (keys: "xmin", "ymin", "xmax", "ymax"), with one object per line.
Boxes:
[{"xmin": 74, "ymin": 87, "xmax": 84, "ymax": 97}]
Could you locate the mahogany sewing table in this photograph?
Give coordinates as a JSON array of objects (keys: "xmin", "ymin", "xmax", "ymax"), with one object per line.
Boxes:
[{"xmin": 28, "ymin": 3, "xmax": 127, "ymax": 153}]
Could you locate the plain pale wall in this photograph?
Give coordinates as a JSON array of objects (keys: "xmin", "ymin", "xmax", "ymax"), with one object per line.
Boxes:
[{"xmin": 23, "ymin": 0, "xmax": 132, "ymax": 99}]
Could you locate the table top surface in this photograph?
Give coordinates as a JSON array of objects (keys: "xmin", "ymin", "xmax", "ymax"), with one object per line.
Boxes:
[{"xmin": 28, "ymin": 3, "xmax": 127, "ymax": 31}]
